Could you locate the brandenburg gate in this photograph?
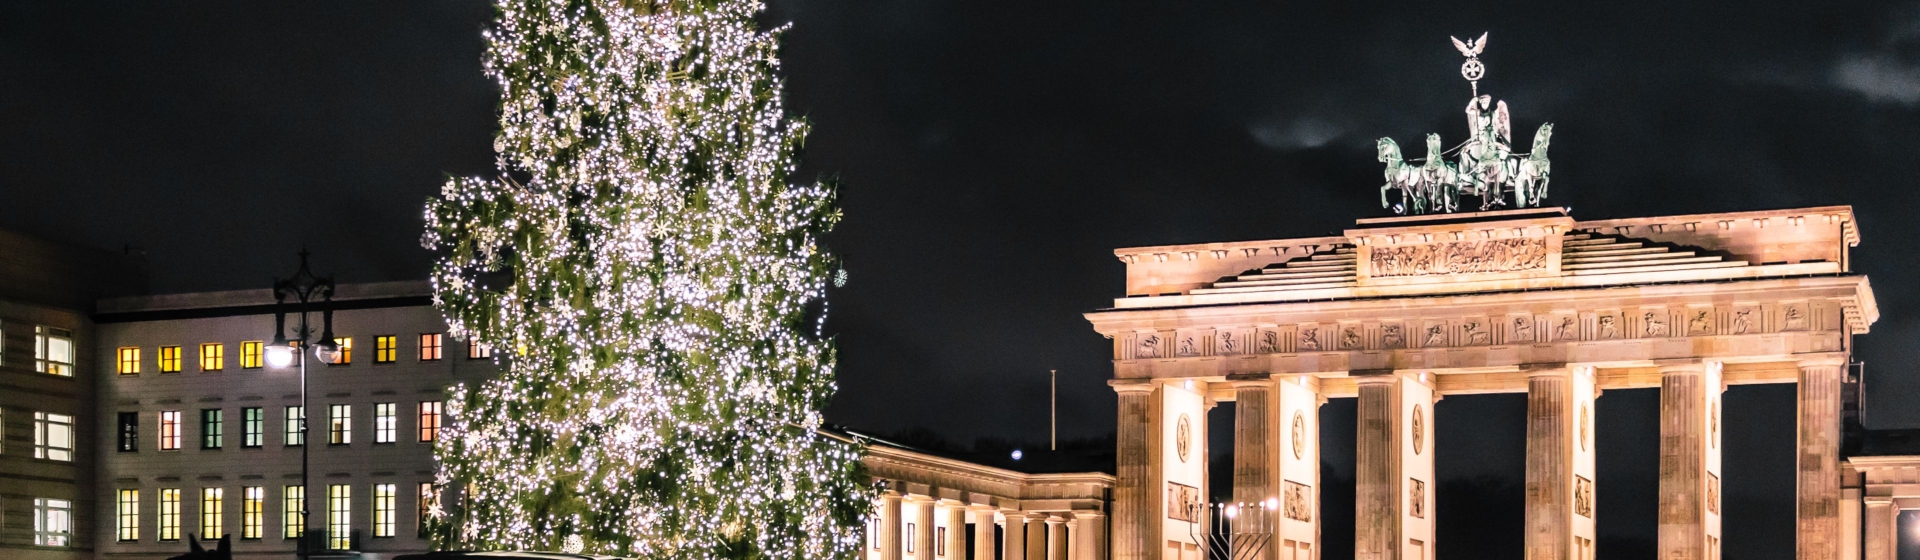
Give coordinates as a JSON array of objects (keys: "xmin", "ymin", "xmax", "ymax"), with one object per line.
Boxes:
[{"xmin": 1084, "ymin": 34, "xmax": 1879, "ymax": 560}]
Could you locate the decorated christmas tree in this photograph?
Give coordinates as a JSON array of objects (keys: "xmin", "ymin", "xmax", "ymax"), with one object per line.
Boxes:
[{"xmin": 421, "ymin": 0, "xmax": 868, "ymax": 557}]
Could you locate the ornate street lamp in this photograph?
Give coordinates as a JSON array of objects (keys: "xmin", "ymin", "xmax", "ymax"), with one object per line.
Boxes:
[{"xmin": 266, "ymin": 250, "xmax": 338, "ymax": 557}]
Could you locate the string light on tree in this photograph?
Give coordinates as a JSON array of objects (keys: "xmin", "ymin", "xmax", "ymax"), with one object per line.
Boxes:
[{"xmin": 421, "ymin": 0, "xmax": 870, "ymax": 557}]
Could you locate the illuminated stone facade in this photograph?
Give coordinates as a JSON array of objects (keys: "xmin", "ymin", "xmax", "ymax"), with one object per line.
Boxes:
[{"xmin": 1086, "ymin": 206, "xmax": 1876, "ymax": 560}]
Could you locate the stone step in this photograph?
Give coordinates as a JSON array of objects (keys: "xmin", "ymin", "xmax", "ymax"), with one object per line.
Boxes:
[
  {"xmin": 1238, "ymin": 267, "xmax": 1355, "ymax": 281},
  {"xmin": 1562, "ymin": 245, "xmax": 1664, "ymax": 257},
  {"xmin": 1563, "ymin": 238, "xmax": 1626, "ymax": 248},
  {"xmin": 1563, "ymin": 255, "xmax": 1728, "ymax": 270},
  {"xmin": 1567, "ymin": 260, "xmax": 1749, "ymax": 275},
  {"xmin": 1309, "ymin": 252, "xmax": 1357, "ymax": 261},
  {"xmin": 1563, "ymin": 251, "xmax": 1700, "ymax": 264},
  {"xmin": 1192, "ymin": 281, "xmax": 1359, "ymax": 295},
  {"xmin": 1224, "ymin": 272, "xmax": 1361, "ymax": 287},
  {"xmin": 1272, "ymin": 259, "xmax": 1354, "ymax": 270}
]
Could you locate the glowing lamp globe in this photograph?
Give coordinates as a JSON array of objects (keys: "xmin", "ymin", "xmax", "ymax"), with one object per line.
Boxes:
[
  {"xmin": 313, "ymin": 342, "xmax": 341, "ymax": 364},
  {"xmin": 266, "ymin": 345, "xmax": 294, "ymax": 368}
]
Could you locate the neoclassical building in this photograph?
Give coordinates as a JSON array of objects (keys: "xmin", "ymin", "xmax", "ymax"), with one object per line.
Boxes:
[{"xmin": 1084, "ymin": 206, "xmax": 1876, "ymax": 560}]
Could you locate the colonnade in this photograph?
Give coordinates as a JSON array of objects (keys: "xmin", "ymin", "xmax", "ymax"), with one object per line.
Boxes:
[
  {"xmin": 868, "ymin": 491, "xmax": 1106, "ymax": 560},
  {"xmin": 1112, "ymin": 357, "xmax": 1850, "ymax": 560}
]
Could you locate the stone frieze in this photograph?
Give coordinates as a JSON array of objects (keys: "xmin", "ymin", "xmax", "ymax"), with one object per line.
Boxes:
[{"xmin": 1368, "ymin": 237, "xmax": 1549, "ymax": 278}]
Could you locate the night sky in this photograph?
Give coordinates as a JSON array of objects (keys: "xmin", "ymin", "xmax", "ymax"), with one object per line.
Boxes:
[{"xmin": 6, "ymin": 0, "xmax": 1920, "ymax": 557}]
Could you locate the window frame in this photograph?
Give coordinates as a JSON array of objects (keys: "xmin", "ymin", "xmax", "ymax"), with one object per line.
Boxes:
[
  {"xmin": 373, "ymin": 483, "xmax": 396, "ymax": 538},
  {"xmin": 201, "ymin": 487, "xmax": 224, "ymax": 539},
  {"xmin": 240, "ymin": 341, "xmax": 264, "ymax": 369},
  {"xmin": 117, "ymin": 347, "xmax": 142, "ymax": 375},
  {"xmin": 419, "ymin": 333, "xmax": 443, "ymax": 361},
  {"xmin": 34, "ymin": 497, "xmax": 73, "ymax": 547},
  {"xmin": 374, "ymin": 335, "xmax": 397, "ymax": 363},
  {"xmin": 283, "ymin": 485, "xmax": 305, "ymax": 540},
  {"xmin": 200, "ymin": 342, "xmax": 225, "ymax": 372},
  {"xmin": 35, "ymin": 326, "xmax": 75, "ymax": 376},
  {"xmin": 160, "ymin": 410, "xmax": 183, "ymax": 451},
  {"xmin": 284, "ymin": 406, "xmax": 305, "ymax": 447},
  {"xmin": 118, "ymin": 411, "xmax": 139, "ymax": 452},
  {"xmin": 242, "ymin": 486, "xmax": 264, "ymax": 540},
  {"xmin": 467, "ymin": 340, "xmax": 491, "ymax": 360},
  {"xmin": 327, "ymin": 337, "xmax": 352, "ymax": 366},
  {"xmin": 242, "ymin": 407, "xmax": 264, "ymax": 448},
  {"xmin": 328, "ymin": 404, "xmax": 351, "ymax": 445},
  {"xmin": 201, "ymin": 409, "xmax": 224, "ymax": 450},
  {"xmin": 34, "ymin": 411, "xmax": 74, "ymax": 461},
  {"xmin": 418, "ymin": 401, "xmax": 443, "ymax": 443},
  {"xmin": 374, "ymin": 403, "xmax": 396, "ymax": 444},
  {"xmin": 327, "ymin": 484, "xmax": 352, "ymax": 550},
  {"xmin": 160, "ymin": 488, "xmax": 182, "ymax": 542},
  {"xmin": 117, "ymin": 489, "xmax": 140, "ymax": 542},
  {"xmin": 158, "ymin": 345, "xmax": 183, "ymax": 373}
]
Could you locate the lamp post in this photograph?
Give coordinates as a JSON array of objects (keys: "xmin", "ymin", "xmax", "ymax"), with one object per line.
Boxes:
[{"xmin": 265, "ymin": 251, "xmax": 339, "ymax": 557}]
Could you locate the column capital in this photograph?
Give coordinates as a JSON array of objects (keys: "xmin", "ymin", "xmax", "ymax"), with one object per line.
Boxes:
[
  {"xmin": 1109, "ymin": 380, "xmax": 1155, "ymax": 394},
  {"xmin": 1864, "ymin": 496, "xmax": 1897, "ymax": 507},
  {"xmin": 1657, "ymin": 360, "xmax": 1707, "ymax": 375},
  {"xmin": 1525, "ymin": 365, "xmax": 1574, "ymax": 378},
  {"xmin": 1226, "ymin": 372, "xmax": 1277, "ymax": 388}
]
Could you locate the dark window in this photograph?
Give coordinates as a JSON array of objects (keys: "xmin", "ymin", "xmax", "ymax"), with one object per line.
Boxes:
[{"xmin": 117, "ymin": 412, "xmax": 139, "ymax": 452}]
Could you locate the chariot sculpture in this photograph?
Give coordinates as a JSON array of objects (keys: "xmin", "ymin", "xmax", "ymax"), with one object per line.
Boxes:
[{"xmin": 1379, "ymin": 33, "xmax": 1555, "ymax": 215}]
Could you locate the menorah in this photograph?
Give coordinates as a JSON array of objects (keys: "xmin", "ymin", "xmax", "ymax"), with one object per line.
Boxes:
[{"xmin": 1185, "ymin": 500, "xmax": 1277, "ymax": 560}]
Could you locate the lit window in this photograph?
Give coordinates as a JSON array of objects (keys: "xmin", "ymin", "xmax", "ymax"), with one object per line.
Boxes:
[
  {"xmin": 201, "ymin": 409, "xmax": 223, "ymax": 449},
  {"xmin": 329, "ymin": 404, "xmax": 351, "ymax": 445},
  {"xmin": 328, "ymin": 337, "xmax": 353, "ymax": 365},
  {"xmin": 240, "ymin": 341, "xmax": 264, "ymax": 369},
  {"xmin": 34, "ymin": 412, "xmax": 74, "ymax": 461},
  {"xmin": 417, "ymin": 483, "xmax": 437, "ymax": 538},
  {"xmin": 284, "ymin": 406, "xmax": 305, "ymax": 447},
  {"xmin": 160, "ymin": 411, "xmax": 182, "ymax": 451},
  {"xmin": 160, "ymin": 488, "xmax": 181, "ymax": 541},
  {"xmin": 242, "ymin": 407, "xmax": 263, "ymax": 448},
  {"xmin": 118, "ymin": 412, "xmax": 139, "ymax": 452},
  {"xmin": 117, "ymin": 489, "xmax": 140, "ymax": 542},
  {"xmin": 375, "ymin": 335, "xmax": 397, "ymax": 363},
  {"xmin": 418, "ymin": 401, "xmax": 443, "ymax": 442},
  {"xmin": 201, "ymin": 487, "xmax": 224, "ymax": 539},
  {"xmin": 468, "ymin": 340, "xmax": 491, "ymax": 360},
  {"xmin": 374, "ymin": 403, "xmax": 396, "ymax": 443},
  {"xmin": 118, "ymin": 347, "xmax": 142, "ymax": 375},
  {"xmin": 284, "ymin": 486, "xmax": 305, "ymax": 539},
  {"xmin": 374, "ymin": 483, "xmax": 396, "ymax": 538},
  {"xmin": 200, "ymin": 343, "xmax": 224, "ymax": 371},
  {"xmin": 158, "ymin": 346, "xmax": 183, "ymax": 373},
  {"xmin": 419, "ymin": 333, "xmax": 443, "ymax": 361},
  {"xmin": 328, "ymin": 484, "xmax": 352, "ymax": 550},
  {"xmin": 35, "ymin": 326, "xmax": 74, "ymax": 376},
  {"xmin": 35, "ymin": 498, "xmax": 72, "ymax": 546},
  {"xmin": 242, "ymin": 486, "xmax": 264, "ymax": 540}
]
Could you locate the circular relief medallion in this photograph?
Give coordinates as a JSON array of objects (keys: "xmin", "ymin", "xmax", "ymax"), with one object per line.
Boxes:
[
  {"xmin": 1291, "ymin": 411, "xmax": 1307, "ymax": 460},
  {"xmin": 1579, "ymin": 404, "xmax": 1590, "ymax": 452},
  {"xmin": 1412, "ymin": 405, "xmax": 1426, "ymax": 455},
  {"xmin": 1176, "ymin": 414, "xmax": 1192, "ymax": 463}
]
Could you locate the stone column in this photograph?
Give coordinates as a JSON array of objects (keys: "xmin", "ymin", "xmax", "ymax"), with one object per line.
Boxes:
[
  {"xmin": 1657, "ymin": 361, "xmax": 1723, "ymax": 560},
  {"xmin": 1861, "ymin": 497, "xmax": 1895, "ymax": 560},
  {"xmin": 1112, "ymin": 382, "xmax": 1160, "ymax": 560},
  {"xmin": 1004, "ymin": 511, "xmax": 1029, "ymax": 560},
  {"xmin": 1354, "ymin": 371, "xmax": 1435, "ymax": 560},
  {"xmin": 1234, "ymin": 378, "xmax": 1278, "ymax": 506},
  {"xmin": 1799, "ymin": 358, "xmax": 1847, "ymax": 560},
  {"xmin": 916, "ymin": 498, "xmax": 937, "ymax": 559},
  {"xmin": 1047, "ymin": 516, "xmax": 1068, "ymax": 560},
  {"xmin": 1027, "ymin": 515, "xmax": 1048, "ymax": 560},
  {"xmin": 1075, "ymin": 511, "xmax": 1108, "ymax": 560},
  {"xmin": 1525, "ymin": 366, "xmax": 1598, "ymax": 560},
  {"xmin": 944, "ymin": 502, "xmax": 967, "ymax": 559},
  {"xmin": 973, "ymin": 508, "xmax": 999, "ymax": 560},
  {"xmin": 883, "ymin": 492, "xmax": 905, "ymax": 560}
]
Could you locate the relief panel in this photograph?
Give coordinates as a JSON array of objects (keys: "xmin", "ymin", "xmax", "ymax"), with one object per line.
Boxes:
[
  {"xmin": 1283, "ymin": 480, "xmax": 1313, "ymax": 522},
  {"xmin": 1368, "ymin": 237, "xmax": 1550, "ymax": 278}
]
